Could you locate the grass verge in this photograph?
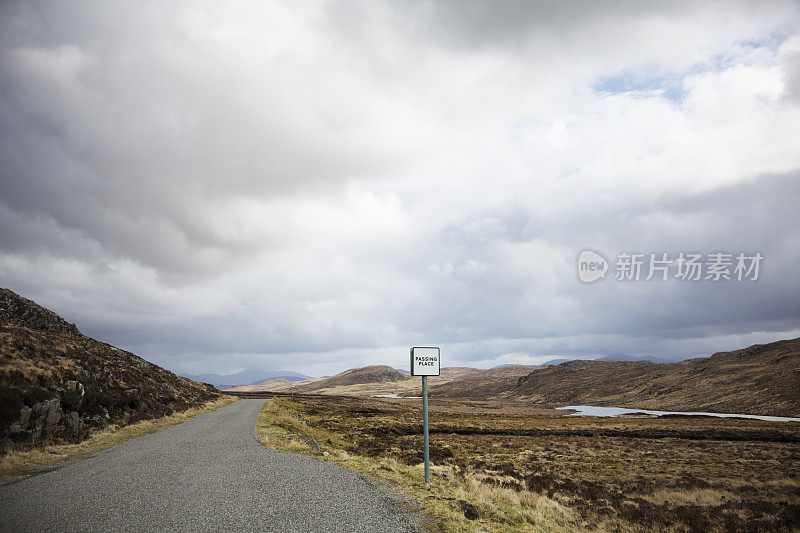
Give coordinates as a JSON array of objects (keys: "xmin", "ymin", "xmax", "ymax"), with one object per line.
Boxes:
[
  {"xmin": 1, "ymin": 395, "xmax": 238, "ymax": 479},
  {"xmin": 257, "ymin": 398, "xmax": 575, "ymax": 532}
]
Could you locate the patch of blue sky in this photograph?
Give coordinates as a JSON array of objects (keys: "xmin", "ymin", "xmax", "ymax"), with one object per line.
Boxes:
[
  {"xmin": 594, "ymin": 34, "xmax": 790, "ymax": 104},
  {"xmin": 593, "ymin": 34, "xmax": 788, "ymax": 104},
  {"xmin": 739, "ymin": 32, "xmax": 786, "ymax": 53},
  {"xmin": 704, "ymin": 32, "xmax": 786, "ymax": 72},
  {"xmin": 593, "ymin": 71, "xmax": 687, "ymax": 103}
]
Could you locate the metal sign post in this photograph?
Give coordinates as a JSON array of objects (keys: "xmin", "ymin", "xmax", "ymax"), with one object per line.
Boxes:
[
  {"xmin": 422, "ymin": 375, "xmax": 430, "ymax": 484},
  {"xmin": 410, "ymin": 346, "xmax": 440, "ymax": 485}
]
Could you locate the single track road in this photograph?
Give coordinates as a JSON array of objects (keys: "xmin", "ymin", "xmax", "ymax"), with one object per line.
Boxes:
[{"xmin": 0, "ymin": 399, "xmax": 421, "ymax": 532}]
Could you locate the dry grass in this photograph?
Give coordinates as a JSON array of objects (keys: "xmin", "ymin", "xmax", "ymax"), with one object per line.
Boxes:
[
  {"xmin": 0, "ymin": 395, "xmax": 238, "ymax": 478},
  {"xmin": 642, "ymin": 488, "xmax": 732, "ymax": 506},
  {"xmin": 254, "ymin": 394, "xmax": 800, "ymax": 532},
  {"xmin": 257, "ymin": 398, "xmax": 575, "ymax": 532}
]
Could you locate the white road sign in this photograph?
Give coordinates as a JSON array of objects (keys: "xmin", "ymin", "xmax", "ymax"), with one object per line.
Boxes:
[{"xmin": 410, "ymin": 347, "xmax": 440, "ymax": 376}]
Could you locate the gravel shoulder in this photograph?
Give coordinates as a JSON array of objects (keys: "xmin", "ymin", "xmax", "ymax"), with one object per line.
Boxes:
[{"xmin": 0, "ymin": 399, "xmax": 421, "ymax": 532}]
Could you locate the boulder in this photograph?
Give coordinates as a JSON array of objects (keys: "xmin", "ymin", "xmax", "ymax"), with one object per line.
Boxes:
[
  {"xmin": 63, "ymin": 410, "xmax": 86, "ymax": 436},
  {"xmin": 19, "ymin": 406, "xmax": 31, "ymax": 427},
  {"xmin": 28, "ymin": 398, "xmax": 63, "ymax": 439},
  {"xmin": 286, "ymin": 432, "xmax": 321, "ymax": 452},
  {"xmin": 65, "ymin": 380, "xmax": 85, "ymax": 397},
  {"xmin": 457, "ymin": 500, "xmax": 479, "ymax": 520}
]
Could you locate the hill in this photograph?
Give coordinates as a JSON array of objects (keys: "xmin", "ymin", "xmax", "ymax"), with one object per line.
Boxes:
[
  {"xmin": 432, "ymin": 338, "xmax": 800, "ymax": 417},
  {"xmin": 296, "ymin": 365, "xmax": 407, "ymax": 392},
  {"xmin": 424, "ymin": 365, "xmax": 539, "ymax": 399},
  {"xmin": 0, "ymin": 288, "xmax": 219, "ymax": 449}
]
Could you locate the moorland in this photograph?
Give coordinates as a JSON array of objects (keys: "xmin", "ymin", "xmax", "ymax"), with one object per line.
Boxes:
[{"xmin": 252, "ymin": 392, "xmax": 800, "ymax": 532}]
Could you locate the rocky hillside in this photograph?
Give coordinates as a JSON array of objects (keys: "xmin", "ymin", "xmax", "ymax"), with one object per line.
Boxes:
[
  {"xmin": 0, "ymin": 289, "xmax": 79, "ymax": 335},
  {"xmin": 0, "ymin": 288, "xmax": 219, "ymax": 450},
  {"xmin": 432, "ymin": 338, "xmax": 800, "ymax": 417}
]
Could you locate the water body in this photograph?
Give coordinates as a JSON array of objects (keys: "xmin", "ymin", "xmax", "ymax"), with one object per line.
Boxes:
[
  {"xmin": 556, "ymin": 405, "xmax": 800, "ymax": 423},
  {"xmin": 373, "ymin": 394, "xmax": 422, "ymax": 399}
]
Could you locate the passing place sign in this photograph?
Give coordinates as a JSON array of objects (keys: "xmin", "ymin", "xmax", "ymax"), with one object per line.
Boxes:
[{"xmin": 410, "ymin": 347, "xmax": 440, "ymax": 376}]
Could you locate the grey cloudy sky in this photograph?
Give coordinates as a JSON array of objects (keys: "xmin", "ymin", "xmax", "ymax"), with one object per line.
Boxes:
[{"xmin": 2, "ymin": 1, "xmax": 799, "ymax": 376}]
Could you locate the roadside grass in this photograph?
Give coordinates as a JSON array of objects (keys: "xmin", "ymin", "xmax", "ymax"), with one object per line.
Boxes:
[
  {"xmin": 0, "ymin": 395, "xmax": 238, "ymax": 478},
  {"xmin": 257, "ymin": 398, "xmax": 576, "ymax": 532},
  {"xmin": 257, "ymin": 394, "xmax": 800, "ymax": 532}
]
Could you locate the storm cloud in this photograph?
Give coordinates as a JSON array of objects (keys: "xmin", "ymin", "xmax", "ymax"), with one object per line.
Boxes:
[{"xmin": 1, "ymin": 1, "xmax": 799, "ymax": 376}]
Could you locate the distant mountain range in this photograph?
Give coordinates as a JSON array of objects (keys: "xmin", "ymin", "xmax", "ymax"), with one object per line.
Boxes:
[
  {"xmin": 227, "ymin": 365, "xmax": 410, "ymax": 393},
  {"xmin": 182, "ymin": 370, "xmax": 313, "ymax": 388},
  {"xmin": 490, "ymin": 355, "xmax": 677, "ymax": 369},
  {"xmin": 232, "ymin": 364, "xmax": 537, "ymax": 396},
  {"xmin": 491, "ymin": 359, "xmax": 572, "ymax": 368},
  {"xmin": 203, "ymin": 355, "xmax": 689, "ymax": 389},
  {"xmin": 229, "ymin": 338, "xmax": 799, "ymax": 418},
  {"xmin": 595, "ymin": 354, "xmax": 665, "ymax": 362}
]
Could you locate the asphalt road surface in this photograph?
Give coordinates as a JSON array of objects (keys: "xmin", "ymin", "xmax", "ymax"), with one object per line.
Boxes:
[{"xmin": 0, "ymin": 399, "xmax": 421, "ymax": 532}]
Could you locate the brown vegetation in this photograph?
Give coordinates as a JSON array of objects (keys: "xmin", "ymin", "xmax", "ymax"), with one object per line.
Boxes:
[
  {"xmin": 431, "ymin": 338, "xmax": 800, "ymax": 417},
  {"xmin": 257, "ymin": 393, "xmax": 800, "ymax": 532},
  {"xmin": 296, "ymin": 364, "xmax": 407, "ymax": 391},
  {"xmin": 0, "ymin": 288, "xmax": 219, "ymax": 451}
]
